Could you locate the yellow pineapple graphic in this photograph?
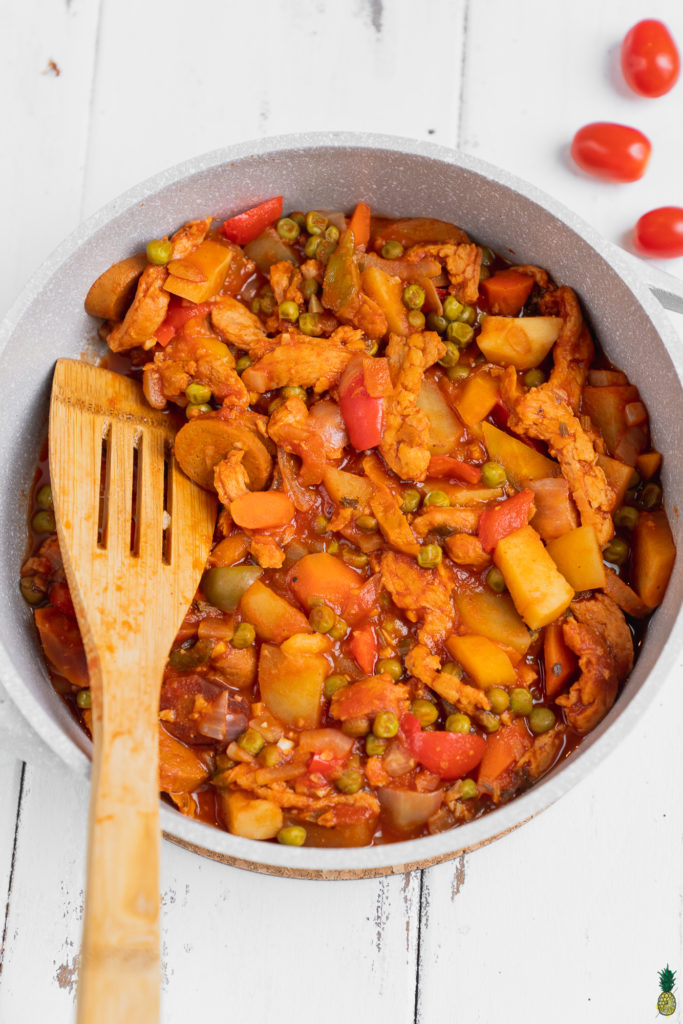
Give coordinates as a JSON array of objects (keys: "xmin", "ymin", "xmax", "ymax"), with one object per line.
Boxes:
[{"xmin": 657, "ymin": 966, "xmax": 677, "ymax": 1016}]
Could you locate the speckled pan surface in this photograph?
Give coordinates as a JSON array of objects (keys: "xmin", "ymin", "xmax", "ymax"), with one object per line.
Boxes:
[{"xmin": 1, "ymin": 133, "xmax": 681, "ymax": 878}]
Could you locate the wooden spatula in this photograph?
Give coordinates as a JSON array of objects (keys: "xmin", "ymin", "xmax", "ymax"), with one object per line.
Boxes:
[{"xmin": 49, "ymin": 359, "xmax": 216, "ymax": 1024}]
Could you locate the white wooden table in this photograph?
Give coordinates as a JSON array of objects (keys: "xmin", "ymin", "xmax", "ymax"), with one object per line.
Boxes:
[{"xmin": 2, "ymin": 2, "xmax": 683, "ymax": 1020}]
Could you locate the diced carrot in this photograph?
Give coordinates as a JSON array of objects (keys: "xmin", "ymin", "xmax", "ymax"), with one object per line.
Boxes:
[
  {"xmin": 479, "ymin": 269, "xmax": 535, "ymax": 316},
  {"xmin": 633, "ymin": 510, "xmax": 676, "ymax": 609},
  {"xmin": 635, "ymin": 450, "xmax": 662, "ymax": 481},
  {"xmin": 427, "ymin": 456, "xmax": 482, "ymax": 483},
  {"xmin": 543, "ymin": 620, "xmax": 578, "ymax": 700},
  {"xmin": 348, "ymin": 625, "xmax": 378, "ymax": 674},
  {"xmin": 478, "ymin": 488, "xmax": 535, "ymax": 553},
  {"xmin": 230, "ymin": 490, "xmax": 295, "ymax": 530},
  {"xmin": 288, "ymin": 552, "xmax": 361, "ymax": 614},
  {"xmin": 363, "ymin": 356, "xmax": 392, "ymax": 398},
  {"xmin": 349, "ymin": 201, "xmax": 371, "ymax": 249},
  {"xmin": 477, "ymin": 720, "xmax": 533, "ymax": 792}
]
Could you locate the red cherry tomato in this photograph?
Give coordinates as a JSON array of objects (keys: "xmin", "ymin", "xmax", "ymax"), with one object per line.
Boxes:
[
  {"xmin": 621, "ymin": 19, "xmax": 680, "ymax": 98},
  {"xmin": 570, "ymin": 123, "xmax": 651, "ymax": 183},
  {"xmin": 633, "ymin": 207, "xmax": 683, "ymax": 258}
]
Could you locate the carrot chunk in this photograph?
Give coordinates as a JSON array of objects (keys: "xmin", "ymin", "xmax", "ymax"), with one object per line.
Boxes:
[
  {"xmin": 479, "ymin": 269, "xmax": 535, "ymax": 316},
  {"xmin": 230, "ymin": 490, "xmax": 294, "ymax": 530}
]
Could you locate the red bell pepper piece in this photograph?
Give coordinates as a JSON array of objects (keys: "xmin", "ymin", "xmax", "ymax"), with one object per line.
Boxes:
[
  {"xmin": 307, "ymin": 753, "xmax": 346, "ymax": 778},
  {"xmin": 339, "ymin": 356, "xmax": 384, "ymax": 450},
  {"xmin": 348, "ymin": 624, "xmax": 378, "ymax": 674},
  {"xmin": 343, "ymin": 573, "xmax": 382, "ymax": 627},
  {"xmin": 478, "ymin": 488, "xmax": 535, "ymax": 553},
  {"xmin": 220, "ymin": 196, "xmax": 283, "ymax": 245},
  {"xmin": 400, "ymin": 713, "xmax": 486, "ymax": 781},
  {"xmin": 427, "ymin": 455, "xmax": 482, "ymax": 483},
  {"xmin": 48, "ymin": 582, "xmax": 75, "ymax": 618},
  {"xmin": 155, "ymin": 298, "xmax": 211, "ymax": 347}
]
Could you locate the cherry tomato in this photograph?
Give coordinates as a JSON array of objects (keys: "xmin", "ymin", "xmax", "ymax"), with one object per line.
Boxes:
[
  {"xmin": 633, "ymin": 207, "xmax": 683, "ymax": 258},
  {"xmin": 621, "ymin": 19, "xmax": 680, "ymax": 98},
  {"xmin": 400, "ymin": 713, "xmax": 486, "ymax": 781},
  {"xmin": 570, "ymin": 123, "xmax": 651, "ymax": 183}
]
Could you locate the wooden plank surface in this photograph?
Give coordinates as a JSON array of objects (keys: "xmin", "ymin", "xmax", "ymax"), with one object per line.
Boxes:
[{"xmin": 1, "ymin": 1, "xmax": 683, "ymax": 1021}]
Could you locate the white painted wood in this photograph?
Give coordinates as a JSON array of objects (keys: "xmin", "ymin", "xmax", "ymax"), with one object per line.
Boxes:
[
  {"xmin": 0, "ymin": 755, "xmax": 23, "ymax": 962},
  {"xmin": 2, "ymin": 0, "xmax": 683, "ymax": 1020}
]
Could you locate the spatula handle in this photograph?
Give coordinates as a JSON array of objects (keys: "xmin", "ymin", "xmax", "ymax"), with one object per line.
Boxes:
[{"xmin": 77, "ymin": 675, "xmax": 161, "ymax": 1024}]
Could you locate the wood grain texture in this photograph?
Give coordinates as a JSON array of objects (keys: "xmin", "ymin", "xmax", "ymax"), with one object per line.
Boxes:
[
  {"xmin": 2, "ymin": 1, "xmax": 683, "ymax": 1021},
  {"xmin": 50, "ymin": 362, "xmax": 215, "ymax": 1023}
]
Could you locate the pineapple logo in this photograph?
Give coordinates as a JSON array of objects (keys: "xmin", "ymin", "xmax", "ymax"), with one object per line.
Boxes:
[{"xmin": 657, "ymin": 965, "xmax": 677, "ymax": 1017}]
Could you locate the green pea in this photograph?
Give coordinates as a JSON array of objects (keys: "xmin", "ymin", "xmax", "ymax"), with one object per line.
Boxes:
[
  {"xmin": 446, "ymin": 713, "xmax": 471, "ymax": 734},
  {"xmin": 640, "ymin": 483, "xmax": 662, "ymax": 509},
  {"xmin": 328, "ymin": 617, "xmax": 348, "ymax": 641},
  {"xmin": 306, "ymin": 211, "xmax": 328, "ymax": 235},
  {"xmin": 366, "ymin": 735, "xmax": 387, "ymax": 756},
  {"xmin": 488, "ymin": 687, "xmax": 510, "ymax": 714},
  {"xmin": 342, "ymin": 716, "xmax": 371, "ymax": 738},
  {"xmin": 309, "ymin": 604, "xmax": 336, "ymax": 633},
  {"xmin": 299, "ymin": 313, "xmax": 322, "ymax": 337},
  {"xmin": 439, "ymin": 341, "xmax": 461, "ymax": 368},
  {"xmin": 336, "ymin": 769, "xmax": 363, "ymax": 794},
  {"xmin": 215, "ymin": 752, "xmax": 236, "ymax": 773},
  {"xmin": 486, "ymin": 567, "xmax": 507, "ymax": 593},
  {"xmin": 276, "ymin": 217, "xmax": 300, "ymax": 241},
  {"xmin": 259, "ymin": 744, "xmax": 282, "ymax": 768},
  {"xmin": 169, "ymin": 638, "xmax": 214, "ymax": 671},
  {"xmin": 481, "ymin": 462, "xmax": 506, "ymax": 488},
  {"xmin": 603, "ymin": 538, "xmax": 629, "ymax": 566},
  {"xmin": 304, "ymin": 235, "xmax": 322, "ymax": 258},
  {"xmin": 146, "ymin": 238, "xmax": 172, "ymax": 265},
  {"xmin": 302, "ymin": 277, "xmax": 319, "ymax": 299},
  {"xmin": 447, "ymin": 364, "xmax": 470, "ymax": 382},
  {"xmin": 342, "ymin": 549, "xmax": 369, "ymax": 569},
  {"xmin": 401, "ymin": 489, "xmax": 421, "ymax": 513},
  {"xmin": 441, "ymin": 662, "xmax": 463, "ymax": 678},
  {"xmin": 373, "ymin": 711, "xmax": 399, "ymax": 738},
  {"xmin": 202, "ymin": 566, "xmax": 263, "ymax": 612},
  {"xmin": 403, "ymin": 284, "xmax": 426, "ymax": 310},
  {"xmin": 408, "ymin": 310, "xmax": 426, "ymax": 330},
  {"xmin": 250, "ymin": 298, "xmax": 261, "ymax": 314},
  {"xmin": 426, "ymin": 312, "xmax": 447, "ymax": 336},
  {"xmin": 365, "ymin": 339, "xmax": 379, "ymax": 356},
  {"xmin": 282, "ymin": 385, "xmax": 308, "ymax": 401},
  {"xmin": 20, "ymin": 576, "xmax": 46, "ymax": 605},
  {"xmin": 629, "ymin": 469, "xmax": 641, "ymax": 488},
  {"xmin": 36, "ymin": 484, "xmax": 53, "ymax": 510},
  {"xmin": 509, "ymin": 688, "xmax": 533, "ymax": 716},
  {"xmin": 237, "ymin": 728, "xmax": 264, "ymax": 756},
  {"xmin": 479, "ymin": 246, "xmax": 495, "ymax": 267},
  {"xmin": 613, "ymin": 506, "xmax": 639, "ymax": 530},
  {"xmin": 410, "ymin": 699, "xmax": 438, "ymax": 727},
  {"xmin": 32, "ymin": 510, "xmax": 56, "ymax": 534},
  {"xmin": 315, "ymin": 239, "xmax": 338, "ymax": 265},
  {"xmin": 417, "ymin": 544, "xmax": 442, "ymax": 569},
  {"xmin": 231, "ymin": 622, "xmax": 256, "ymax": 649},
  {"xmin": 459, "ymin": 778, "xmax": 479, "ymax": 800},
  {"xmin": 381, "ymin": 241, "xmax": 404, "ymax": 259},
  {"xmin": 524, "ymin": 368, "xmax": 546, "ymax": 389},
  {"xmin": 327, "ymin": 540, "xmax": 340, "ymax": 555},
  {"xmin": 277, "ymin": 825, "xmax": 307, "ymax": 846},
  {"xmin": 279, "ymin": 300, "xmax": 299, "ymax": 323},
  {"xmin": 529, "ymin": 706, "xmax": 556, "ymax": 735},
  {"xmin": 479, "ymin": 711, "xmax": 501, "ymax": 734},
  {"xmin": 457, "ymin": 304, "xmax": 476, "ymax": 326},
  {"xmin": 185, "ymin": 382, "xmax": 212, "ymax": 405},
  {"xmin": 76, "ymin": 689, "xmax": 92, "ymax": 709},
  {"xmin": 447, "ymin": 321, "xmax": 474, "ymax": 346},
  {"xmin": 376, "ymin": 659, "xmax": 403, "ymax": 682},
  {"xmin": 268, "ymin": 397, "xmax": 284, "ymax": 415},
  {"xmin": 325, "ymin": 225, "xmax": 340, "ymax": 243},
  {"xmin": 443, "ymin": 296, "xmax": 464, "ymax": 321},
  {"xmin": 423, "ymin": 490, "xmax": 450, "ymax": 508},
  {"xmin": 324, "ymin": 673, "xmax": 349, "ymax": 699},
  {"xmin": 356, "ymin": 515, "xmax": 378, "ymax": 533},
  {"xmin": 186, "ymin": 403, "xmax": 212, "ymax": 419}
]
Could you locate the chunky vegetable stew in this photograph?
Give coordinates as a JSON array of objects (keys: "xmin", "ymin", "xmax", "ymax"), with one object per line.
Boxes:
[{"xmin": 20, "ymin": 198, "xmax": 676, "ymax": 848}]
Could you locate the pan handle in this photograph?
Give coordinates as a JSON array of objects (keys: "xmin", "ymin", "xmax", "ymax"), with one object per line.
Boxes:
[{"xmin": 617, "ymin": 249, "xmax": 683, "ymax": 315}]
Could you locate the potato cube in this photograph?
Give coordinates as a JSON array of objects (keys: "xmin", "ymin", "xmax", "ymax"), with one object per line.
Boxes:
[
  {"xmin": 416, "ymin": 377, "xmax": 464, "ymax": 454},
  {"xmin": 239, "ymin": 579, "xmax": 311, "ymax": 643},
  {"xmin": 453, "ymin": 370, "xmax": 500, "ymax": 427},
  {"xmin": 476, "ymin": 316, "xmax": 562, "ymax": 370},
  {"xmin": 454, "ymin": 590, "xmax": 531, "ymax": 655},
  {"xmin": 596, "ymin": 454, "xmax": 633, "ymax": 511},
  {"xmin": 445, "ymin": 634, "xmax": 517, "ymax": 688},
  {"xmin": 633, "ymin": 511, "xmax": 676, "ymax": 609},
  {"xmin": 361, "ymin": 265, "xmax": 410, "ymax": 335},
  {"xmin": 165, "ymin": 241, "xmax": 233, "ymax": 302},
  {"xmin": 482, "ymin": 422, "xmax": 559, "ymax": 489},
  {"xmin": 322, "ymin": 466, "xmax": 373, "ymax": 510},
  {"xmin": 546, "ymin": 525, "xmax": 606, "ymax": 591},
  {"xmin": 220, "ymin": 791, "xmax": 283, "ymax": 840},
  {"xmin": 158, "ymin": 725, "xmax": 209, "ymax": 793},
  {"xmin": 258, "ymin": 633, "xmax": 331, "ymax": 729},
  {"xmin": 493, "ymin": 525, "xmax": 574, "ymax": 629}
]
